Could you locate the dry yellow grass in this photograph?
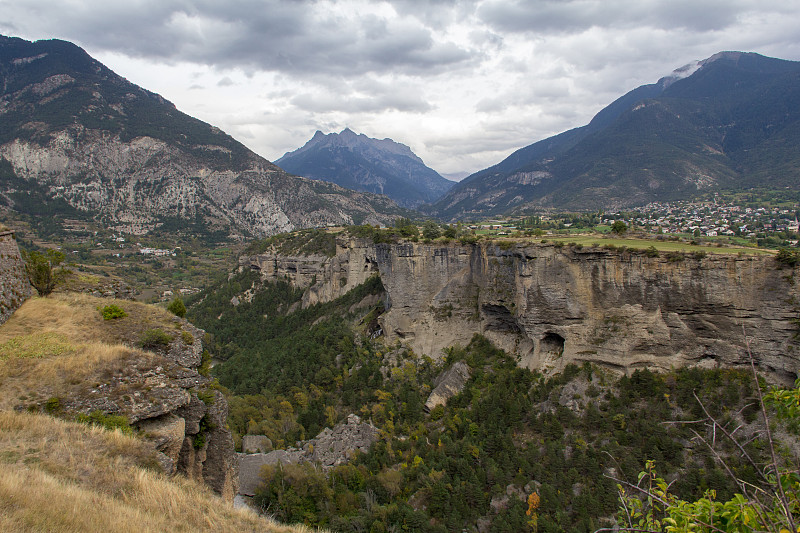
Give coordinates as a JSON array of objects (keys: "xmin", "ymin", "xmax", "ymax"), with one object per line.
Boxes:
[
  {"xmin": 0, "ymin": 294, "xmax": 190, "ymax": 411},
  {"xmin": 0, "ymin": 292, "xmax": 177, "ymax": 347},
  {"xmin": 0, "ymin": 296, "xmax": 147, "ymax": 411},
  {"xmin": 0, "ymin": 411, "xmax": 315, "ymax": 533}
]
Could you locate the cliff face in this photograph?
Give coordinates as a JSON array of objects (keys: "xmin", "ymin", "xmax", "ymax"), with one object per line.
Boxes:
[
  {"xmin": 245, "ymin": 239, "xmax": 799, "ymax": 382},
  {"xmin": 242, "ymin": 235, "xmax": 381, "ymax": 308},
  {"xmin": 0, "ymin": 229, "xmax": 32, "ymax": 324},
  {"xmin": 65, "ymin": 316, "xmax": 239, "ymax": 500}
]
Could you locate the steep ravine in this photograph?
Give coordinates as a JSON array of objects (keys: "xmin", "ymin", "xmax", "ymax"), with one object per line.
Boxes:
[{"xmin": 243, "ymin": 238, "xmax": 800, "ymax": 383}]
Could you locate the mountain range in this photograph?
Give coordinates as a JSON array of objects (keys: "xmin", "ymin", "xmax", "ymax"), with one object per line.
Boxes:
[
  {"xmin": 276, "ymin": 128, "xmax": 453, "ymax": 208},
  {"xmin": 430, "ymin": 51, "xmax": 800, "ymax": 219},
  {"xmin": 2, "ymin": 36, "xmax": 799, "ymax": 233},
  {"xmin": 0, "ymin": 35, "xmax": 405, "ymax": 239}
]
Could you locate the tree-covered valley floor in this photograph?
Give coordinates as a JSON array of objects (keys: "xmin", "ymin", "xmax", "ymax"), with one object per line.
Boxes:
[{"xmin": 187, "ymin": 270, "xmax": 797, "ymax": 533}]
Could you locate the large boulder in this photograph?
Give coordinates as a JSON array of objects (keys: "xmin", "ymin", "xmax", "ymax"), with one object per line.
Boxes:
[
  {"xmin": 242, "ymin": 435, "xmax": 272, "ymax": 454},
  {"xmin": 424, "ymin": 361, "xmax": 471, "ymax": 412}
]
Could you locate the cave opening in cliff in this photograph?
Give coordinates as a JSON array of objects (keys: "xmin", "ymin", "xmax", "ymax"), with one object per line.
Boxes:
[
  {"xmin": 365, "ymin": 257, "xmax": 379, "ymax": 272},
  {"xmin": 540, "ymin": 332, "xmax": 565, "ymax": 356}
]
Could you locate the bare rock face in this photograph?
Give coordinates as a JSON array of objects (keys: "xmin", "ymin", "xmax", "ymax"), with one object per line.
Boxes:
[
  {"xmin": 242, "ymin": 236, "xmax": 382, "ymax": 308},
  {"xmin": 250, "ymin": 238, "xmax": 800, "ymax": 383},
  {"xmin": 0, "ymin": 37, "xmax": 402, "ymax": 239},
  {"xmin": 138, "ymin": 414, "xmax": 185, "ymax": 474},
  {"xmin": 0, "ymin": 131, "xmax": 400, "ymax": 239},
  {"xmin": 425, "ymin": 361, "xmax": 471, "ymax": 412},
  {"xmin": 201, "ymin": 390, "xmax": 239, "ymax": 501},
  {"xmin": 237, "ymin": 414, "xmax": 379, "ymax": 497},
  {"xmin": 306, "ymin": 414, "xmax": 380, "ymax": 468},
  {"xmin": 0, "ymin": 230, "xmax": 32, "ymax": 325}
]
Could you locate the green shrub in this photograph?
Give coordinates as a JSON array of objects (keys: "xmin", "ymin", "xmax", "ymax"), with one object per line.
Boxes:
[
  {"xmin": 776, "ymin": 248, "xmax": 800, "ymax": 267},
  {"xmin": 23, "ymin": 249, "xmax": 66, "ymax": 297},
  {"xmin": 99, "ymin": 304, "xmax": 127, "ymax": 320},
  {"xmin": 167, "ymin": 297, "xmax": 187, "ymax": 318},
  {"xmin": 76, "ymin": 411, "xmax": 132, "ymax": 434},
  {"xmin": 610, "ymin": 220, "xmax": 627, "ymax": 235},
  {"xmin": 180, "ymin": 330, "xmax": 194, "ymax": 345},
  {"xmin": 192, "ymin": 433, "xmax": 206, "ymax": 449},
  {"xmin": 196, "ymin": 389, "xmax": 215, "ymax": 405},
  {"xmin": 644, "ymin": 246, "xmax": 659, "ymax": 258},
  {"xmin": 198, "ymin": 350, "xmax": 212, "ymax": 377},
  {"xmin": 44, "ymin": 397, "xmax": 61, "ymax": 414},
  {"xmin": 139, "ymin": 328, "xmax": 172, "ymax": 350}
]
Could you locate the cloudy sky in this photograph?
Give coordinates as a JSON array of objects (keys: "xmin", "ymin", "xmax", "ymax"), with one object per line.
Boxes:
[{"xmin": 3, "ymin": 1, "xmax": 800, "ymax": 178}]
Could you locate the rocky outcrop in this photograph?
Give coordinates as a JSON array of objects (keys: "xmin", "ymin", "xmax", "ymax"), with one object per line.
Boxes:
[
  {"xmin": 56, "ymin": 317, "xmax": 238, "ymax": 501},
  {"xmin": 0, "ymin": 230, "xmax": 32, "ymax": 325},
  {"xmin": 425, "ymin": 361, "xmax": 471, "ymax": 412},
  {"xmin": 242, "ymin": 235, "xmax": 382, "ymax": 307},
  {"xmin": 0, "ymin": 133, "xmax": 400, "ymax": 238},
  {"xmin": 238, "ymin": 414, "xmax": 379, "ymax": 497},
  {"xmin": 248, "ymin": 238, "xmax": 800, "ymax": 383}
]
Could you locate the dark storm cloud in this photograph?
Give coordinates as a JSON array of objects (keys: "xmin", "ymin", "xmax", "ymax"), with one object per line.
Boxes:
[
  {"xmin": 477, "ymin": 0, "xmax": 749, "ymax": 34},
  {"xmin": 5, "ymin": 0, "xmax": 474, "ymax": 76}
]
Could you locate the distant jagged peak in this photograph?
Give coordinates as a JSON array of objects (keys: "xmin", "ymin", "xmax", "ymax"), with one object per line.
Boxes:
[{"xmin": 289, "ymin": 128, "xmax": 421, "ymax": 161}]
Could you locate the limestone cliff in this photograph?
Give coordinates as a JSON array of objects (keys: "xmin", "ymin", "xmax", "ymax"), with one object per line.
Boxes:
[
  {"xmin": 245, "ymin": 239, "xmax": 800, "ymax": 382},
  {"xmin": 0, "ymin": 229, "xmax": 31, "ymax": 324}
]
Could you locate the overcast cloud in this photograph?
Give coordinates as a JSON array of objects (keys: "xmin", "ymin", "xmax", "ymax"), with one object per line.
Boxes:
[{"xmin": 2, "ymin": 0, "xmax": 800, "ymax": 175}]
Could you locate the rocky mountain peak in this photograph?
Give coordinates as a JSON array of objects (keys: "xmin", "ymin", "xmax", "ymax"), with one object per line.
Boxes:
[{"xmin": 277, "ymin": 128, "xmax": 453, "ymax": 208}]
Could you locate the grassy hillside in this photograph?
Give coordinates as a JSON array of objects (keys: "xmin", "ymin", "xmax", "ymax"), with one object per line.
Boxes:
[{"xmin": 0, "ymin": 293, "xmax": 315, "ymax": 533}]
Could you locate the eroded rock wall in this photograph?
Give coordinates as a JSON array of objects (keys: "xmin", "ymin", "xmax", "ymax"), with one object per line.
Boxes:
[
  {"xmin": 1, "ymin": 132, "xmax": 398, "ymax": 238},
  {"xmin": 237, "ymin": 414, "xmax": 379, "ymax": 497},
  {"xmin": 0, "ymin": 230, "xmax": 32, "ymax": 325},
  {"xmin": 248, "ymin": 239, "xmax": 800, "ymax": 382},
  {"xmin": 242, "ymin": 236, "xmax": 381, "ymax": 307}
]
